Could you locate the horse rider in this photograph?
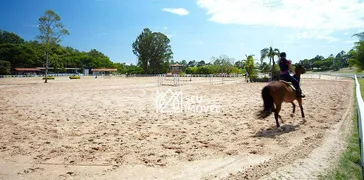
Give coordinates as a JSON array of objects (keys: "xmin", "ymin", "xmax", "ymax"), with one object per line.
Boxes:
[{"xmin": 278, "ymin": 52, "xmax": 305, "ymax": 98}]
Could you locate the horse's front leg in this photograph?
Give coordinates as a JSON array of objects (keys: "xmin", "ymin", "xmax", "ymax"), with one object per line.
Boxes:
[{"xmin": 291, "ymin": 102, "xmax": 296, "ymax": 114}]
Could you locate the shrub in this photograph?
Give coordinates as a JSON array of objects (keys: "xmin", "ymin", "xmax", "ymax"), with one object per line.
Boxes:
[
  {"xmin": 69, "ymin": 75, "xmax": 80, "ymax": 79},
  {"xmin": 250, "ymin": 76, "xmax": 269, "ymax": 82},
  {"xmin": 0, "ymin": 60, "xmax": 11, "ymax": 75},
  {"xmin": 42, "ymin": 76, "xmax": 55, "ymax": 80}
]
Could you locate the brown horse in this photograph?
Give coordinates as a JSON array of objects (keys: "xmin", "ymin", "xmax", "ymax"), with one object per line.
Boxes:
[{"xmin": 257, "ymin": 65, "xmax": 306, "ymax": 128}]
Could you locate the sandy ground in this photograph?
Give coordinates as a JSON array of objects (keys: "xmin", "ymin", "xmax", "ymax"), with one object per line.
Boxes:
[{"xmin": 0, "ymin": 75, "xmax": 354, "ymax": 180}]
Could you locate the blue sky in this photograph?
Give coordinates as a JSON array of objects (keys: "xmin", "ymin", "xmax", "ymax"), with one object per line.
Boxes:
[{"xmin": 1, "ymin": 0, "xmax": 364, "ymax": 65}]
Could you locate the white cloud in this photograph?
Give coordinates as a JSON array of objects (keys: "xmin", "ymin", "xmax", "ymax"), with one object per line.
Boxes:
[
  {"xmin": 162, "ymin": 8, "xmax": 189, "ymax": 16},
  {"xmin": 296, "ymin": 30, "xmax": 338, "ymax": 42},
  {"xmin": 163, "ymin": 26, "xmax": 168, "ymax": 30},
  {"xmin": 197, "ymin": 0, "xmax": 364, "ymax": 40}
]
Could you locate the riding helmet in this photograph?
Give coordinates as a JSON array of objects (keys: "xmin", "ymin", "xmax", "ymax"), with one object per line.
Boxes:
[{"xmin": 280, "ymin": 52, "xmax": 286, "ymax": 58}]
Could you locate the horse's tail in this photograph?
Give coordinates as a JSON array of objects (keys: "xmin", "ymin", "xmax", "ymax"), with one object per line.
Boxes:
[{"xmin": 257, "ymin": 85, "xmax": 274, "ymax": 119}]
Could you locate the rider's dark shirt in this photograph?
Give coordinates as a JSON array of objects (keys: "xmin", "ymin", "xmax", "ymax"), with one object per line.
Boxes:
[{"xmin": 279, "ymin": 58, "xmax": 291, "ymax": 74}]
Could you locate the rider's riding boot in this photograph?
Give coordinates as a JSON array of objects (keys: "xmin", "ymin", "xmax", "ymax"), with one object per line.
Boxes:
[
  {"xmin": 300, "ymin": 92, "xmax": 305, "ymax": 98},
  {"xmin": 296, "ymin": 89, "xmax": 305, "ymax": 98}
]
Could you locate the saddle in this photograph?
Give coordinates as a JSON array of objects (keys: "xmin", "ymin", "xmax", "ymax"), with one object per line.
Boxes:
[{"xmin": 279, "ymin": 80, "xmax": 296, "ymax": 91}]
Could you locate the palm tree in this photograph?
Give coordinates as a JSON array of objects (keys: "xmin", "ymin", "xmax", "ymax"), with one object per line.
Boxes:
[
  {"xmin": 243, "ymin": 54, "xmax": 255, "ymax": 76},
  {"xmin": 352, "ymin": 31, "xmax": 364, "ymax": 47},
  {"xmin": 260, "ymin": 47, "xmax": 280, "ymax": 80},
  {"xmin": 352, "ymin": 32, "xmax": 364, "ymax": 41},
  {"xmin": 351, "ymin": 32, "xmax": 364, "ymax": 71},
  {"xmin": 241, "ymin": 54, "xmax": 255, "ymax": 82}
]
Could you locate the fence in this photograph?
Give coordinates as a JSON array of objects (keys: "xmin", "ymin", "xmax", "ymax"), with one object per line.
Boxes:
[
  {"xmin": 302, "ymin": 73, "xmax": 364, "ymax": 177},
  {"xmin": 354, "ymin": 75, "xmax": 364, "ymax": 179},
  {"xmin": 209, "ymin": 74, "xmax": 224, "ymax": 85},
  {"xmin": 0, "ymin": 73, "xmax": 83, "ymax": 78},
  {"xmin": 299, "ymin": 73, "xmax": 364, "ymax": 177},
  {"xmin": 157, "ymin": 74, "xmax": 180, "ymax": 86}
]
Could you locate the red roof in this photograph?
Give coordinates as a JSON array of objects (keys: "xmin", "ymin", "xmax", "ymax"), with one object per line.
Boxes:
[
  {"xmin": 170, "ymin": 63, "xmax": 183, "ymax": 67},
  {"xmin": 15, "ymin": 68, "xmax": 41, "ymax": 71},
  {"xmin": 91, "ymin": 68, "xmax": 117, "ymax": 72}
]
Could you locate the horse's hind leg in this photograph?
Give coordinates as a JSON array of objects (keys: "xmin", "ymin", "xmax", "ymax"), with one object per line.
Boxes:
[{"xmin": 274, "ymin": 102, "xmax": 282, "ymax": 128}]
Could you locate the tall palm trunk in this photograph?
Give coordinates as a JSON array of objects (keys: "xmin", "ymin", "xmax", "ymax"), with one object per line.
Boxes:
[
  {"xmin": 272, "ymin": 56, "xmax": 276, "ymax": 80},
  {"xmin": 45, "ymin": 52, "xmax": 48, "ymax": 83}
]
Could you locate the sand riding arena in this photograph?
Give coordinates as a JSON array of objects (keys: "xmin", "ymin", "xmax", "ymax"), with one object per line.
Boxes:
[{"xmin": 0, "ymin": 75, "xmax": 354, "ymax": 179}]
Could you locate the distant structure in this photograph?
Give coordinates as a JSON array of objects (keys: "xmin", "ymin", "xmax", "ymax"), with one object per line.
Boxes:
[
  {"xmin": 38, "ymin": 67, "xmax": 80, "ymax": 74},
  {"xmin": 14, "ymin": 68, "xmax": 41, "ymax": 75},
  {"xmin": 91, "ymin": 68, "xmax": 117, "ymax": 76},
  {"xmin": 169, "ymin": 63, "xmax": 183, "ymax": 75},
  {"xmin": 14, "ymin": 67, "xmax": 81, "ymax": 75}
]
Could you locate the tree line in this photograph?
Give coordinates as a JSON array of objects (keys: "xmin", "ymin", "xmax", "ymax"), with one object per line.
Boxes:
[
  {"xmin": 342, "ymin": 32, "xmax": 364, "ymax": 72},
  {"xmin": 298, "ymin": 50, "xmax": 356, "ymax": 71},
  {"xmin": 1, "ymin": 9, "xmax": 363, "ymax": 81},
  {"xmin": 0, "ymin": 10, "xmax": 145, "ymax": 80}
]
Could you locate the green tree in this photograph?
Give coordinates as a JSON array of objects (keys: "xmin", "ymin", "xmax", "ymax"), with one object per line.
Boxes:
[
  {"xmin": 324, "ymin": 54, "xmax": 335, "ymax": 70},
  {"xmin": 299, "ymin": 59, "xmax": 313, "ymax": 70},
  {"xmin": 0, "ymin": 44, "xmax": 39, "ymax": 69},
  {"xmin": 180, "ymin": 60, "xmax": 188, "ymax": 67},
  {"xmin": 114, "ymin": 62, "xmax": 127, "ymax": 74},
  {"xmin": 125, "ymin": 64, "xmax": 144, "ymax": 74},
  {"xmin": 185, "ymin": 66, "xmax": 198, "ymax": 74},
  {"xmin": 260, "ymin": 62, "xmax": 271, "ymax": 74},
  {"xmin": 243, "ymin": 54, "xmax": 256, "ymax": 77},
  {"xmin": 25, "ymin": 40, "xmax": 45, "ymax": 66},
  {"xmin": 87, "ymin": 49, "xmax": 114, "ymax": 68},
  {"xmin": 37, "ymin": 9, "xmax": 69, "ymax": 83},
  {"xmin": 0, "ymin": 60, "xmax": 11, "ymax": 74},
  {"xmin": 349, "ymin": 42, "xmax": 364, "ymax": 71},
  {"xmin": 188, "ymin": 60, "xmax": 197, "ymax": 67},
  {"xmin": 0, "ymin": 30, "xmax": 25, "ymax": 44},
  {"xmin": 349, "ymin": 32, "xmax": 364, "ymax": 71},
  {"xmin": 197, "ymin": 60, "xmax": 206, "ymax": 67},
  {"xmin": 331, "ymin": 51, "xmax": 347, "ymax": 71},
  {"xmin": 211, "ymin": 54, "xmax": 235, "ymax": 73},
  {"xmin": 347, "ymin": 49, "xmax": 357, "ymax": 69},
  {"xmin": 132, "ymin": 28, "xmax": 173, "ymax": 74},
  {"xmin": 0, "ymin": 27, "xmax": 141, "ymax": 75},
  {"xmin": 352, "ymin": 32, "xmax": 364, "ymax": 42},
  {"xmin": 260, "ymin": 47, "xmax": 280, "ymax": 80}
]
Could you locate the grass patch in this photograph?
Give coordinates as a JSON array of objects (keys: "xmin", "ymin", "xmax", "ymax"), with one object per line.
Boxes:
[
  {"xmin": 69, "ymin": 75, "xmax": 80, "ymax": 79},
  {"xmin": 42, "ymin": 76, "xmax": 55, "ymax": 80},
  {"xmin": 319, "ymin": 79, "xmax": 363, "ymax": 180}
]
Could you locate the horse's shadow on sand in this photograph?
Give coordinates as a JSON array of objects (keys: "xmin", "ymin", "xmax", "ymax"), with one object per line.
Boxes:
[{"xmin": 252, "ymin": 124, "xmax": 301, "ymax": 138}]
